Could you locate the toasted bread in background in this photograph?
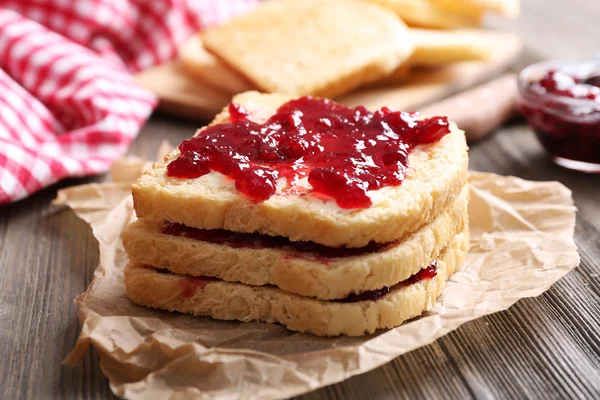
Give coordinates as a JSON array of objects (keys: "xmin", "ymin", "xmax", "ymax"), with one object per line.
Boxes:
[
  {"xmin": 377, "ymin": 28, "xmax": 498, "ymax": 85},
  {"xmin": 432, "ymin": 0, "xmax": 520, "ymax": 18},
  {"xmin": 201, "ymin": 0, "xmax": 413, "ymax": 98},
  {"xmin": 180, "ymin": 28, "xmax": 496, "ymax": 91},
  {"xmin": 124, "ymin": 227, "xmax": 469, "ymax": 337},
  {"xmin": 178, "ymin": 35, "xmax": 254, "ymax": 94},
  {"xmin": 409, "ymin": 28, "xmax": 494, "ymax": 65},
  {"xmin": 180, "ymin": 28, "xmax": 510, "ymax": 91},
  {"xmin": 360, "ymin": 31, "xmax": 520, "ymax": 91},
  {"xmin": 368, "ymin": 0, "xmax": 519, "ymax": 29},
  {"xmin": 132, "ymin": 92, "xmax": 469, "ymax": 248},
  {"xmin": 368, "ymin": 0, "xmax": 483, "ymax": 29},
  {"xmin": 125, "ymin": 184, "xmax": 468, "ymax": 300}
]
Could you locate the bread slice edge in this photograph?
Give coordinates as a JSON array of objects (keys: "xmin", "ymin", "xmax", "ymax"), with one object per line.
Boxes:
[{"xmin": 124, "ymin": 227, "xmax": 469, "ymax": 336}]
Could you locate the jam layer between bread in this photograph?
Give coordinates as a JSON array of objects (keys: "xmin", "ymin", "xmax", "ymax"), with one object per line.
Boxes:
[
  {"xmin": 163, "ymin": 222, "xmax": 402, "ymax": 258},
  {"xmin": 145, "ymin": 262, "xmax": 438, "ymax": 303}
]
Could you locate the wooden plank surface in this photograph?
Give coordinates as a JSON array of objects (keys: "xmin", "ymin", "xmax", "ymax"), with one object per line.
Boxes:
[{"xmin": 1, "ymin": 1, "xmax": 600, "ymax": 399}]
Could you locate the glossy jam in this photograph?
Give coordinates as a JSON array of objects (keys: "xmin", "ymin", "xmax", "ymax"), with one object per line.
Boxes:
[
  {"xmin": 337, "ymin": 262, "xmax": 438, "ymax": 302},
  {"xmin": 520, "ymin": 68, "xmax": 600, "ymax": 166},
  {"xmin": 166, "ymin": 97, "xmax": 450, "ymax": 209},
  {"xmin": 531, "ymin": 70, "xmax": 600, "ymax": 100},
  {"xmin": 163, "ymin": 222, "xmax": 393, "ymax": 257}
]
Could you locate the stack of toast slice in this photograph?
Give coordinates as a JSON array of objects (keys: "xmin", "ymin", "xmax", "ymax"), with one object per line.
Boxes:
[
  {"xmin": 123, "ymin": 92, "xmax": 470, "ymax": 336},
  {"xmin": 178, "ymin": 0, "xmax": 520, "ymax": 97}
]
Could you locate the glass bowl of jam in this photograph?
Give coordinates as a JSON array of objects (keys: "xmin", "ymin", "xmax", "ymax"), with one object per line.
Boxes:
[{"xmin": 518, "ymin": 58, "xmax": 600, "ymax": 172}]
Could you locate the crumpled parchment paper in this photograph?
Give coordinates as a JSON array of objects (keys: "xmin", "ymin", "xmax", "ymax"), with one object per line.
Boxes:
[{"xmin": 56, "ymin": 154, "xmax": 579, "ymax": 400}]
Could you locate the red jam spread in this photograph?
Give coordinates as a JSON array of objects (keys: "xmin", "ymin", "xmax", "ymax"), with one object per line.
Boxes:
[
  {"xmin": 163, "ymin": 222, "xmax": 395, "ymax": 257},
  {"xmin": 166, "ymin": 97, "xmax": 450, "ymax": 209},
  {"xmin": 145, "ymin": 263, "xmax": 438, "ymax": 302},
  {"xmin": 531, "ymin": 70, "xmax": 600, "ymax": 100},
  {"xmin": 179, "ymin": 276, "xmax": 217, "ymax": 298},
  {"xmin": 337, "ymin": 262, "xmax": 438, "ymax": 302},
  {"xmin": 520, "ymin": 65, "xmax": 600, "ymax": 167}
]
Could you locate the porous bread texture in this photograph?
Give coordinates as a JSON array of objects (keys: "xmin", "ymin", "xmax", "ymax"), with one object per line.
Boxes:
[
  {"xmin": 132, "ymin": 92, "xmax": 469, "ymax": 248},
  {"xmin": 201, "ymin": 0, "xmax": 413, "ymax": 98},
  {"xmin": 367, "ymin": 0, "xmax": 482, "ymax": 29},
  {"xmin": 124, "ymin": 228, "xmax": 469, "ymax": 337},
  {"xmin": 124, "ymin": 184, "xmax": 468, "ymax": 300},
  {"xmin": 178, "ymin": 35, "xmax": 254, "ymax": 94}
]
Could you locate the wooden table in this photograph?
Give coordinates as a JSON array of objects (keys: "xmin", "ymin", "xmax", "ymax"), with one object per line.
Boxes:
[{"xmin": 2, "ymin": 1, "xmax": 599, "ymax": 398}]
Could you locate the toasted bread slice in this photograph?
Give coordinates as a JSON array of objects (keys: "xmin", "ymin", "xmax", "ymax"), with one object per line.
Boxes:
[
  {"xmin": 377, "ymin": 28, "xmax": 497, "ymax": 86},
  {"xmin": 132, "ymin": 92, "xmax": 469, "ymax": 247},
  {"xmin": 408, "ymin": 28, "xmax": 494, "ymax": 65},
  {"xmin": 201, "ymin": 0, "xmax": 413, "ymax": 98},
  {"xmin": 178, "ymin": 35, "xmax": 254, "ymax": 94},
  {"xmin": 124, "ymin": 228, "xmax": 469, "ymax": 337},
  {"xmin": 368, "ymin": 0, "xmax": 482, "ymax": 29},
  {"xmin": 124, "ymin": 184, "xmax": 468, "ymax": 300},
  {"xmin": 432, "ymin": 0, "xmax": 520, "ymax": 18},
  {"xmin": 179, "ymin": 28, "xmax": 495, "ymax": 92}
]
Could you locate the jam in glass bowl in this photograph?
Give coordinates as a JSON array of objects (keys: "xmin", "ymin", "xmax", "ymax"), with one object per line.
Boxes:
[{"xmin": 518, "ymin": 58, "xmax": 600, "ymax": 172}]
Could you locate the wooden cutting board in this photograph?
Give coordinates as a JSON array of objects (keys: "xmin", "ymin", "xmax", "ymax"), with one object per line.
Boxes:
[{"xmin": 135, "ymin": 32, "xmax": 522, "ymax": 121}]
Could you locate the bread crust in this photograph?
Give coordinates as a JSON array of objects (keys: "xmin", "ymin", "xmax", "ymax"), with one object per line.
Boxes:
[
  {"xmin": 132, "ymin": 92, "xmax": 469, "ymax": 247},
  {"xmin": 201, "ymin": 0, "xmax": 413, "ymax": 98},
  {"xmin": 124, "ymin": 228, "xmax": 469, "ymax": 337},
  {"xmin": 124, "ymin": 184, "xmax": 468, "ymax": 300},
  {"xmin": 178, "ymin": 35, "xmax": 254, "ymax": 94}
]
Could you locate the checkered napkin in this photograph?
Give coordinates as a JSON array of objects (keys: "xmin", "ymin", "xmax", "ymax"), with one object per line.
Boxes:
[{"xmin": 0, "ymin": 0, "xmax": 256, "ymax": 205}]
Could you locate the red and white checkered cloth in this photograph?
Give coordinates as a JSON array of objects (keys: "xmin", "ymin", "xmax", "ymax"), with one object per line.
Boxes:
[{"xmin": 0, "ymin": 0, "xmax": 257, "ymax": 205}]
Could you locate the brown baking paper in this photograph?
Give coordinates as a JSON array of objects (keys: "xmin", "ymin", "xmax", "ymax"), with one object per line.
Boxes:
[{"xmin": 56, "ymin": 155, "xmax": 579, "ymax": 400}]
